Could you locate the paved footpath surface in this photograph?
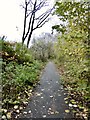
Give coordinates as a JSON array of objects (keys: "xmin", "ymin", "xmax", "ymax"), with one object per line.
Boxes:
[{"xmin": 18, "ymin": 62, "xmax": 74, "ymax": 119}]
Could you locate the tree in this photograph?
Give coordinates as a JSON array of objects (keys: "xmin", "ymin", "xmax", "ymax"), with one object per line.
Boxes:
[
  {"xmin": 52, "ymin": 1, "xmax": 89, "ymax": 34},
  {"xmin": 30, "ymin": 37, "xmax": 54, "ymax": 61},
  {"xmin": 22, "ymin": 0, "xmax": 54, "ymax": 48},
  {"xmin": 53, "ymin": 1, "xmax": 90, "ymax": 118}
]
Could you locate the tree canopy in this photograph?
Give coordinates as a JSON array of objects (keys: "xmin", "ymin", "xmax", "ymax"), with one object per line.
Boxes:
[{"xmin": 53, "ymin": 1, "xmax": 90, "ymax": 118}]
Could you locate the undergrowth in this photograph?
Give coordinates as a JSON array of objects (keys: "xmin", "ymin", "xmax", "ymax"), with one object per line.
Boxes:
[{"xmin": 0, "ymin": 39, "xmax": 45, "ymax": 119}]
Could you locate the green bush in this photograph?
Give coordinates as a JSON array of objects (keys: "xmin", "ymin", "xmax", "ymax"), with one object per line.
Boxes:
[
  {"xmin": 15, "ymin": 43, "xmax": 33, "ymax": 63},
  {"xmin": 1, "ymin": 40, "xmax": 44, "ymax": 112},
  {"xmin": 0, "ymin": 40, "xmax": 34, "ymax": 64}
]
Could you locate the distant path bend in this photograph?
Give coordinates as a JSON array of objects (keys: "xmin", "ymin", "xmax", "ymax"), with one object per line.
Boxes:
[{"xmin": 19, "ymin": 61, "xmax": 74, "ymax": 118}]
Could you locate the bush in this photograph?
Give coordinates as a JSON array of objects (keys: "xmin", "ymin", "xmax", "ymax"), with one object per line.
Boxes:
[{"xmin": 1, "ymin": 40, "xmax": 44, "ymax": 112}]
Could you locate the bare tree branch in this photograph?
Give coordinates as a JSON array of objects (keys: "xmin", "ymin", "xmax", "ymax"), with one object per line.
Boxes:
[
  {"xmin": 22, "ymin": 0, "xmax": 28, "ymax": 44},
  {"xmin": 22, "ymin": 0, "xmax": 54, "ymax": 47},
  {"xmin": 36, "ymin": 13, "xmax": 50, "ymax": 28},
  {"xmin": 29, "ymin": 0, "xmax": 34, "ymax": 5},
  {"xmin": 33, "ymin": 19, "xmax": 49, "ymax": 30},
  {"xmin": 35, "ymin": 9, "xmax": 50, "ymax": 20},
  {"xmin": 27, "ymin": 1, "xmax": 46, "ymax": 16},
  {"xmin": 24, "ymin": 13, "xmax": 33, "ymax": 40}
]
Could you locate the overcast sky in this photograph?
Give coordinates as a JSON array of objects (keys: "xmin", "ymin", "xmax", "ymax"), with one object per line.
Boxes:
[{"xmin": 0, "ymin": 0, "xmax": 60, "ymax": 44}]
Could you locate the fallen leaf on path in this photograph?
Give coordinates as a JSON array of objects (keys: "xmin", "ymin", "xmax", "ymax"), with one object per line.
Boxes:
[
  {"xmin": 55, "ymin": 111, "xmax": 59, "ymax": 114},
  {"xmin": 64, "ymin": 88, "xmax": 67, "ymax": 90},
  {"xmin": 42, "ymin": 115, "xmax": 46, "ymax": 118},
  {"xmin": 43, "ymin": 106, "xmax": 45, "ymax": 108},
  {"xmin": 65, "ymin": 110, "xmax": 70, "ymax": 113},
  {"xmin": 16, "ymin": 110, "xmax": 20, "ymax": 113},
  {"xmin": 78, "ymin": 105, "xmax": 84, "ymax": 109},
  {"xmin": 72, "ymin": 110, "xmax": 77, "ymax": 113},
  {"xmin": 70, "ymin": 99, "xmax": 75, "ymax": 102},
  {"xmin": 48, "ymin": 112, "xmax": 50, "ymax": 115},
  {"xmin": 69, "ymin": 103, "xmax": 73, "ymax": 107},
  {"xmin": 23, "ymin": 111, "xmax": 27, "ymax": 114},
  {"xmin": 61, "ymin": 86, "xmax": 63, "ymax": 89},
  {"xmin": 2, "ymin": 115, "xmax": 6, "ymax": 119},
  {"xmin": 36, "ymin": 92, "xmax": 42, "ymax": 96},
  {"xmin": 50, "ymin": 111, "xmax": 54, "ymax": 114},
  {"xmin": 23, "ymin": 101, "xmax": 28, "ymax": 104},
  {"xmin": 3, "ymin": 109, "xmax": 7, "ymax": 113},
  {"xmin": 0, "ymin": 109, "xmax": 3, "ymax": 112},
  {"xmin": 76, "ymin": 113, "xmax": 79, "ymax": 116},
  {"xmin": 49, "ymin": 108, "xmax": 52, "ymax": 110},
  {"xmin": 41, "ymin": 96, "xmax": 44, "ymax": 99},
  {"xmin": 64, "ymin": 98, "xmax": 68, "ymax": 100},
  {"xmin": 73, "ymin": 104, "xmax": 78, "ymax": 107},
  {"xmin": 19, "ymin": 107, "xmax": 23, "ymax": 110},
  {"xmin": 41, "ymin": 89, "xmax": 44, "ymax": 91},
  {"xmin": 28, "ymin": 93, "xmax": 32, "ymax": 96},
  {"xmin": 82, "ymin": 114, "xmax": 87, "ymax": 119},
  {"xmin": 14, "ymin": 105, "xmax": 18, "ymax": 109},
  {"xmin": 28, "ymin": 110, "xmax": 31, "ymax": 113},
  {"xmin": 30, "ymin": 90, "xmax": 32, "ymax": 92},
  {"xmin": 65, "ymin": 101, "xmax": 68, "ymax": 104},
  {"xmin": 50, "ymin": 96, "xmax": 53, "ymax": 98},
  {"xmin": 84, "ymin": 108, "xmax": 88, "ymax": 112},
  {"xmin": 18, "ymin": 96, "xmax": 21, "ymax": 99},
  {"xmin": 64, "ymin": 93, "xmax": 67, "ymax": 95},
  {"xmin": 71, "ymin": 101, "xmax": 76, "ymax": 104},
  {"xmin": 15, "ymin": 116, "xmax": 18, "ymax": 119},
  {"xmin": 7, "ymin": 112, "xmax": 11, "ymax": 119}
]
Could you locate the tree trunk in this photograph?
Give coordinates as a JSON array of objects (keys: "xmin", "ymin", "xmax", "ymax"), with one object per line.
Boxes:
[{"xmin": 22, "ymin": 1, "xmax": 27, "ymax": 45}]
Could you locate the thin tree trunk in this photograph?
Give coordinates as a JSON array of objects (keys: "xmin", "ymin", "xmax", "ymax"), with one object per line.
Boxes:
[
  {"xmin": 27, "ymin": 1, "xmax": 36, "ymax": 48},
  {"xmin": 21, "ymin": 0, "xmax": 53, "ymax": 47},
  {"xmin": 27, "ymin": 31, "xmax": 33, "ymax": 48},
  {"xmin": 22, "ymin": 1, "xmax": 27, "ymax": 45}
]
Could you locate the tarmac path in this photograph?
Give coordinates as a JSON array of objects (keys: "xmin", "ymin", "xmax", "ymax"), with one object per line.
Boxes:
[{"xmin": 18, "ymin": 62, "xmax": 74, "ymax": 119}]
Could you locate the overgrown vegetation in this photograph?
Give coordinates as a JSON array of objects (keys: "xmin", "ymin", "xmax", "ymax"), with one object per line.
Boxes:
[
  {"xmin": 53, "ymin": 1, "xmax": 90, "ymax": 119},
  {"xmin": 31, "ymin": 38, "xmax": 54, "ymax": 61},
  {"xmin": 1, "ymin": 1, "xmax": 90, "ymax": 119},
  {"xmin": 1, "ymin": 39, "xmax": 45, "ymax": 119}
]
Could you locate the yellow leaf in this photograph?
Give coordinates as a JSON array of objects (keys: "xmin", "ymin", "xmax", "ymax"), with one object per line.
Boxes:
[
  {"xmin": 3, "ymin": 109, "xmax": 7, "ymax": 113},
  {"xmin": 65, "ymin": 101, "xmax": 68, "ymax": 104},
  {"xmin": 14, "ymin": 105, "xmax": 18, "ymax": 109},
  {"xmin": 64, "ymin": 98, "xmax": 68, "ymax": 100},
  {"xmin": 19, "ymin": 107, "xmax": 23, "ymax": 110},
  {"xmin": 65, "ymin": 110, "xmax": 70, "ymax": 113},
  {"xmin": 7, "ymin": 112, "xmax": 11, "ymax": 119},
  {"xmin": 2, "ymin": 115, "xmax": 6, "ymax": 119}
]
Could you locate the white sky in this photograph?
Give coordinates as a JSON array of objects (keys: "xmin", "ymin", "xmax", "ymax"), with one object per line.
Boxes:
[{"xmin": 0, "ymin": 0, "xmax": 60, "ymax": 44}]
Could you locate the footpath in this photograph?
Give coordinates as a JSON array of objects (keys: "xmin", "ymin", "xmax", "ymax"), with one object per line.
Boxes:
[{"xmin": 18, "ymin": 62, "xmax": 74, "ymax": 119}]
